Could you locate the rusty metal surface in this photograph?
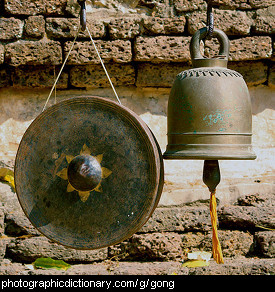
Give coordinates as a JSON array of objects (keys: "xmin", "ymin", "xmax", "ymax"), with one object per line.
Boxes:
[{"xmin": 15, "ymin": 96, "xmax": 164, "ymax": 250}]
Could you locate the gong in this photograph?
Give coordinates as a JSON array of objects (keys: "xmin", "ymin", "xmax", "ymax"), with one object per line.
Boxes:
[{"xmin": 15, "ymin": 96, "xmax": 164, "ymax": 249}]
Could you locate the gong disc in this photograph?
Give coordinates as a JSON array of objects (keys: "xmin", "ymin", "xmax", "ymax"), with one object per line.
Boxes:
[{"xmin": 15, "ymin": 96, "xmax": 164, "ymax": 249}]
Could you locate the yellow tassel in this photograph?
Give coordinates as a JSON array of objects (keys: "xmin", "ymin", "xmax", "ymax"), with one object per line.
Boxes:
[{"xmin": 210, "ymin": 191, "xmax": 224, "ymax": 264}]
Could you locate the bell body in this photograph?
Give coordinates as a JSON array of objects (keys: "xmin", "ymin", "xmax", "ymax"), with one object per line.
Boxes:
[{"xmin": 163, "ymin": 28, "xmax": 256, "ymax": 160}]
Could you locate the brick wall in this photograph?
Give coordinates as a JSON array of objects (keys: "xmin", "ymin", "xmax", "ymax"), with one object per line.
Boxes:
[
  {"xmin": 0, "ymin": 1, "xmax": 274, "ymax": 275},
  {"xmin": 0, "ymin": 0, "xmax": 274, "ymax": 89}
]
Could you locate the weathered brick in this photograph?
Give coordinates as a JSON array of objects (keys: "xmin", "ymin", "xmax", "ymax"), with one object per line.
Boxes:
[
  {"xmin": 4, "ymin": 0, "xmax": 67, "ymax": 16},
  {"xmin": 249, "ymin": 0, "xmax": 275, "ymax": 9},
  {"xmin": 140, "ymin": 207, "xmax": 212, "ymax": 233},
  {"xmin": 254, "ymin": 231, "xmax": 275, "ymax": 258},
  {"xmin": 210, "ymin": 0, "xmax": 251, "ymax": 10},
  {"xmin": 108, "ymin": 17, "xmax": 141, "ymax": 39},
  {"xmin": 251, "ymin": 6, "xmax": 275, "ymax": 35},
  {"xmin": 143, "ymin": 16, "xmax": 186, "ymax": 35},
  {"xmin": 12, "ymin": 66, "xmax": 68, "ymax": 88},
  {"xmin": 4, "ymin": 0, "xmax": 44, "ymax": 15},
  {"xmin": 228, "ymin": 61, "xmax": 268, "ymax": 86},
  {"xmin": 200, "ymin": 230, "xmax": 254, "ymax": 257},
  {"xmin": 44, "ymin": 0, "xmax": 67, "ymax": 15},
  {"xmin": 219, "ymin": 205, "xmax": 275, "ymax": 231},
  {"xmin": 0, "ymin": 68, "xmax": 11, "ymax": 87},
  {"xmin": 109, "ymin": 230, "xmax": 253, "ymax": 261},
  {"xmin": 210, "ymin": 0, "xmax": 273, "ymax": 9},
  {"xmin": 24, "ymin": 15, "xmax": 45, "ymax": 38},
  {"xmin": 229, "ymin": 36, "xmax": 272, "ymax": 61},
  {"xmin": 5, "ymin": 40, "xmax": 62, "ymax": 66},
  {"xmin": 65, "ymin": 40, "xmax": 132, "ymax": 65},
  {"xmin": 134, "ymin": 36, "xmax": 191, "ymax": 63},
  {"xmin": 46, "ymin": 18, "xmax": 105, "ymax": 39},
  {"xmin": 70, "ymin": 64, "xmax": 135, "ymax": 88},
  {"xmin": 109, "ymin": 232, "xmax": 183, "ymax": 261},
  {"xmin": 136, "ymin": 63, "xmax": 190, "ymax": 87},
  {"xmin": 152, "ymin": 0, "xmax": 173, "ymax": 18},
  {"xmin": 0, "ymin": 208, "xmax": 4, "ymax": 236},
  {"xmin": 0, "ymin": 17, "xmax": 23, "ymax": 40},
  {"xmin": 174, "ymin": 0, "xmax": 206, "ymax": 13},
  {"xmin": 7, "ymin": 236, "xmax": 108, "ymax": 263},
  {"xmin": 203, "ymin": 36, "xmax": 272, "ymax": 61},
  {"xmin": 187, "ymin": 9, "xmax": 252, "ymax": 35}
]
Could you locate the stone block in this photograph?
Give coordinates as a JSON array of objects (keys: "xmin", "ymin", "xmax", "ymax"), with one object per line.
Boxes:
[
  {"xmin": 249, "ymin": 0, "xmax": 275, "ymax": 9},
  {"xmin": 140, "ymin": 206, "xmax": 212, "ymax": 233},
  {"xmin": 187, "ymin": 9, "xmax": 252, "ymax": 35},
  {"xmin": 151, "ymin": 0, "xmax": 174, "ymax": 18},
  {"xmin": 109, "ymin": 229, "xmax": 253, "ymax": 261},
  {"xmin": 0, "ymin": 208, "xmax": 4, "ymax": 236},
  {"xmin": 251, "ymin": 6, "xmax": 275, "ymax": 35},
  {"xmin": 210, "ymin": 0, "xmax": 250, "ymax": 9},
  {"xmin": 0, "ymin": 68, "xmax": 11, "ymax": 87},
  {"xmin": 254, "ymin": 231, "xmax": 275, "ymax": 258},
  {"xmin": 108, "ymin": 17, "xmax": 141, "ymax": 39},
  {"xmin": 0, "ymin": 259, "xmax": 28, "ymax": 275},
  {"xmin": 210, "ymin": 0, "xmax": 274, "ymax": 10},
  {"xmin": 174, "ymin": 0, "xmax": 206, "ymax": 13},
  {"xmin": 5, "ymin": 210, "xmax": 41, "ymax": 237},
  {"xmin": 182, "ymin": 230, "xmax": 253, "ymax": 257},
  {"xmin": 0, "ymin": 17, "xmax": 23, "ymax": 40},
  {"xmin": 70, "ymin": 64, "xmax": 135, "ymax": 88},
  {"xmin": 12, "ymin": 66, "xmax": 68, "ymax": 88},
  {"xmin": 4, "ymin": 0, "xmax": 67, "ymax": 16},
  {"xmin": 136, "ymin": 63, "xmax": 190, "ymax": 87},
  {"xmin": 5, "ymin": 40, "xmax": 62, "ymax": 66},
  {"xmin": 46, "ymin": 18, "xmax": 106, "ymax": 39},
  {"xmin": 229, "ymin": 36, "xmax": 272, "ymax": 61},
  {"xmin": 7, "ymin": 236, "xmax": 108, "ymax": 263},
  {"xmin": 24, "ymin": 15, "xmax": 45, "ymax": 38},
  {"xmin": 205, "ymin": 36, "xmax": 273, "ymax": 61},
  {"xmin": 228, "ymin": 61, "xmax": 268, "ymax": 86},
  {"xmin": 134, "ymin": 36, "xmax": 191, "ymax": 63},
  {"xmin": 65, "ymin": 40, "xmax": 132, "ymax": 65},
  {"xmin": 109, "ymin": 232, "xmax": 183, "ymax": 261},
  {"xmin": 218, "ymin": 205, "xmax": 275, "ymax": 231},
  {"xmin": 45, "ymin": 0, "xmax": 68, "ymax": 15},
  {"xmin": 187, "ymin": 258, "xmax": 275, "ymax": 275},
  {"xmin": 143, "ymin": 16, "xmax": 186, "ymax": 35},
  {"xmin": 4, "ymin": 0, "xmax": 44, "ymax": 15},
  {"xmin": 202, "ymin": 230, "xmax": 254, "ymax": 257}
]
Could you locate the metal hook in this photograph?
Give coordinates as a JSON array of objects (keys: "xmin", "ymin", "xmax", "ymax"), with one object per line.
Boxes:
[{"xmin": 77, "ymin": 0, "xmax": 87, "ymax": 31}]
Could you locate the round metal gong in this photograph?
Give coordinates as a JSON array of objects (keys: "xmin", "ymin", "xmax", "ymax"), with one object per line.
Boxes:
[{"xmin": 15, "ymin": 96, "xmax": 164, "ymax": 249}]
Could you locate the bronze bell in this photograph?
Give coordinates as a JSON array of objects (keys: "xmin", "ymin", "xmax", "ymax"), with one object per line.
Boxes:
[{"xmin": 163, "ymin": 27, "xmax": 256, "ymax": 160}]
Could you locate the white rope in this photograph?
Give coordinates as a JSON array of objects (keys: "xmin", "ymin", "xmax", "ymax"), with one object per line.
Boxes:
[
  {"xmin": 42, "ymin": 21, "xmax": 122, "ymax": 112},
  {"xmin": 86, "ymin": 26, "xmax": 121, "ymax": 105},
  {"xmin": 42, "ymin": 27, "xmax": 81, "ymax": 112}
]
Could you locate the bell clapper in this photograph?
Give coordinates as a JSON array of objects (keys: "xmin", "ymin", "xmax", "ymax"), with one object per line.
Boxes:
[{"xmin": 203, "ymin": 160, "xmax": 224, "ymax": 264}]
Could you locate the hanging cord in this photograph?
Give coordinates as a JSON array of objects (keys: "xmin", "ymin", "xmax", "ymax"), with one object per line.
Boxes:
[
  {"xmin": 210, "ymin": 190, "xmax": 224, "ymax": 264},
  {"xmin": 206, "ymin": 0, "xmax": 214, "ymax": 40},
  {"xmin": 54, "ymin": 65, "xmax": 57, "ymax": 104},
  {"xmin": 42, "ymin": 27, "xmax": 81, "ymax": 112},
  {"xmin": 86, "ymin": 27, "xmax": 121, "ymax": 105},
  {"xmin": 203, "ymin": 160, "xmax": 224, "ymax": 264},
  {"xmin": 42, "ymin": 2, "xmax": 121, "ymax": 112}
]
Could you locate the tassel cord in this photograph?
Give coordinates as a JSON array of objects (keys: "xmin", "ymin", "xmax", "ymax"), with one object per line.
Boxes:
[{"xmin": 210, "ymin": 190, "xmax": 224, "ymax": 264}]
